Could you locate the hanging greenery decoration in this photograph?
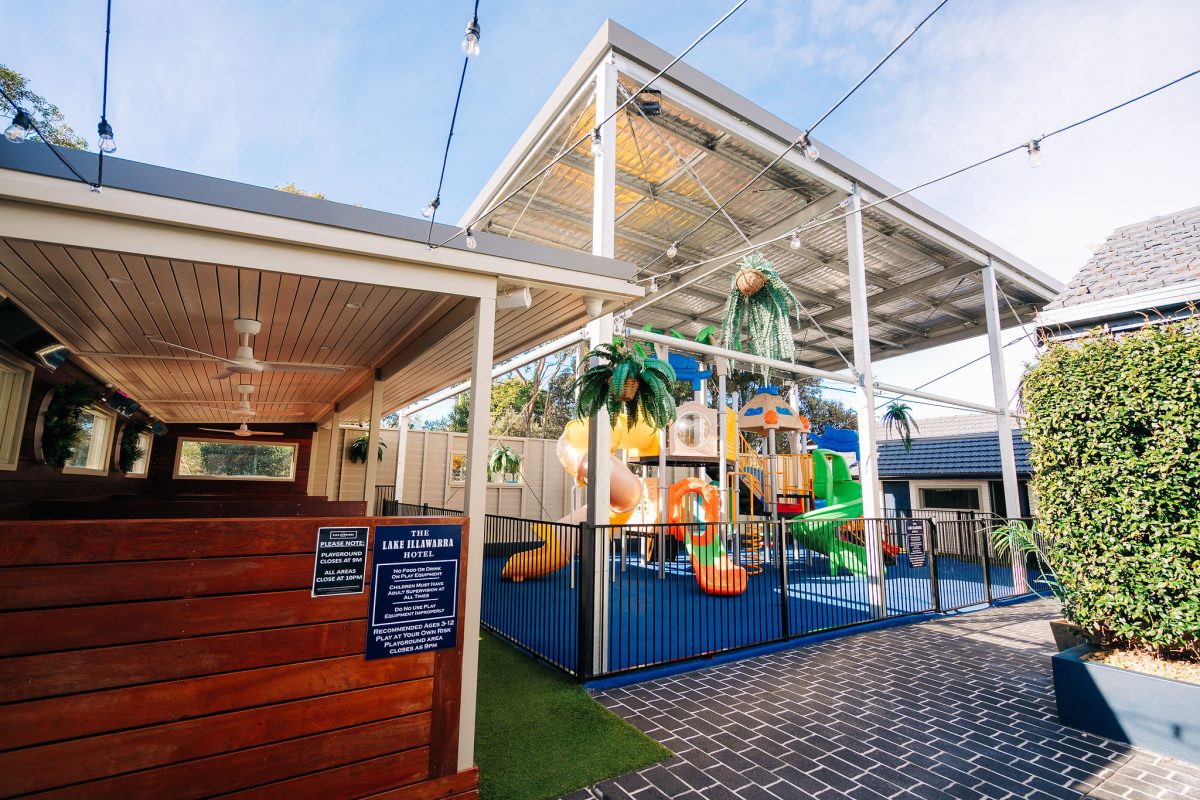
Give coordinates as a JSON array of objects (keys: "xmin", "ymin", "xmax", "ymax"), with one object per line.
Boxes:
[
  {"xmin": 573, "ymin": 343, "xmax": 677, "ymax": 429},
  {"xmin": 40, "ymin": 382, "xmax": 99, "ymax": 469},
  {"xmin": 118, "ymin": 419, "xmax": 150, "ymax": 473},
  {"xmin": 880, "ymin": 401, "xmax": 920, "ymax": 451},
  {"xmin": 347, "ymin": 433, "xmax": 387, "ymax": 464},
  {"xmin": 487, "ymin": 443, "xmax": 521, "ymax": 482},
  {"xmin": 719, "ymin": 253, "xmax": 800, "ymax": 373}
]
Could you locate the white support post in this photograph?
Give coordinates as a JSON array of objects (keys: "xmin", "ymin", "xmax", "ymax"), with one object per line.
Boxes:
[
  {"xmin": 363, "ymin": 375, "xmax": 383, "ymax": 515},
  {"xmin": 983, "ymin": 258, "xmax": 1029, "ymax": 593},
  {"xmin": 717, "ymin": 372, "xmax": 727, "ymax": 517},
  {"xmin": 393, "ymin": 413, "xmax": 409, "ymax": 512},
  {"xmin": 583, "ymin": 52, "xmax": 617, "ymax": 677},
  {"xmin": 846, "ymin": 185, "xmax": 887, "ymax": 617},
  {"xmin": 325, "ymin": 405, "xmax": 340, "ymax": 501},
  {"xmin": 457, "ymin": 294, "xmax": 496, "ymax": 772}
]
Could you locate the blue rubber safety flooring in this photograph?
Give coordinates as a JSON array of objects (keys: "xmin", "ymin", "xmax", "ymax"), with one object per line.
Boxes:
[{"xmin": 480, "ymin": 547, "xmax": 1038, "ymax": 676}]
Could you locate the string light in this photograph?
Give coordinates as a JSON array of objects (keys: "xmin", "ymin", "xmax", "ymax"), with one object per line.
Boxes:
[
  {"xmin": 1026, "ymin": 139, "xmax": 1043, "ymax": 168},
  {"xmin": 422, "ymin": 197, "xmax": 441, "ymax": 218},
  {"xmin": 590, "ymin": 128, "xmax": 603, "ymax": 158},
  {"xmin": 798, "ymin": 132, "xmax": 820, "ymax": 162},
  {"xmin": 4, "ymin": 109, "xmax": 32, "ymax": 142},
  {"xmin": 666, "ymin": 241, "xmax": 679, "ymax": 258},
  {"xmin": 465, "ymin": 227, "xmax": 478, "ymax": 249},
  {"xmin": 788, "ymin": 229, "xmax": 803, "ymax": 250},
  {"xmin": 97, "ymin": 119, "xmax": 116, "ymax": 154},
  {"xmin": 461, "ymin": 14, "xmax": 481, "ymax": 57},
  {"xmin": 649, "ymin": 277, "xmax": 659, "ymax": 293}
]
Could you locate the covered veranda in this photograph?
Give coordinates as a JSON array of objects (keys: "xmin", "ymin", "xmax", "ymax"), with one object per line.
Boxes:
[{"xmin": 0, "ymin": 139, "xmax": 642, "ymax": 777}]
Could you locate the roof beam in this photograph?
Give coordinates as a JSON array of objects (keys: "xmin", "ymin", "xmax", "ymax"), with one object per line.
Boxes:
[{"xmin": 810, "ymin": 261, "xmax": 983, "ymax": 325}]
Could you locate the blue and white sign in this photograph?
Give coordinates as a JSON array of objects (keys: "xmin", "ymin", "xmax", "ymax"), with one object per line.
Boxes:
[{"xmin": 365, "ymin": 523, "xmax": 462, "ymax": 660}]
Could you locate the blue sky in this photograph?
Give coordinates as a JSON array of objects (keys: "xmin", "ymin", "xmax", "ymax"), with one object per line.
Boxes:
[{"xmin": 6, "ymin": 0, "xmax": 1200, "ymax": 419}]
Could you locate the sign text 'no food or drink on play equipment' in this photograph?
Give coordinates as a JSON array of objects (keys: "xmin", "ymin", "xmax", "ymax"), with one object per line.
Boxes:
[
  {"xmin": 311, "ymin": 527, "xmax": 369, "ymax": 597},
  {"xmin": 366, "ymin": 523, "xmax": 462, "ymax": 660}
]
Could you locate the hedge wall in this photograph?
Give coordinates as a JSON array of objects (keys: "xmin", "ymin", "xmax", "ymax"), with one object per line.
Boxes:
[{"xmin": 1022, "ymin": 320, "xmax": 1200, "ymax": 660}]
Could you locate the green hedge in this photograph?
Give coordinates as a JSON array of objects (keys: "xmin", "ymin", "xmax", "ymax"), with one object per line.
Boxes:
[{"xmin": 1022, "ymin": 320, "xmax": 1200, "ymax": 660}]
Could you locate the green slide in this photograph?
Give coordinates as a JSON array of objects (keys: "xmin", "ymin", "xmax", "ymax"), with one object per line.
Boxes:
[{"xmin": 787, "ymin": 449, "xmax": 868, "ymax": 577}]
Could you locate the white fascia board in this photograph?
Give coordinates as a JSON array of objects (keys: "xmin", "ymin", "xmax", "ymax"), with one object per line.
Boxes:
[
  {"xmin": 0, "ymin": 169, "xmax": 641, "ymax": 300},
  {"xmin": 603, "ymin": 21, "xmax": 1063, "ymax": 301},
  {"xmin": 1038, "ymin": 281, "xmax": 1200, "ymax": 326}
]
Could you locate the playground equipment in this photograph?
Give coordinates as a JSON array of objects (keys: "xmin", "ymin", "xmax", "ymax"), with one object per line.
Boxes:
[{"xmin": 667, "ymin": 478, "xmax": 747, "ymax": 596}]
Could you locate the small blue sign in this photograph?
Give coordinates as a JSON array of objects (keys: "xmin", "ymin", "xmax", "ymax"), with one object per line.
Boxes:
[{"xmin": 366, "ymin": 523, "xmax": 463, "ymax": 660}]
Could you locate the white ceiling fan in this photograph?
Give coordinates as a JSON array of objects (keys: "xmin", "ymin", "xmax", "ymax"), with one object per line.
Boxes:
[
  {"xmin": 149, "ymin": 318, "xmax": 348, "ymax": 381},
  {"xmin": 197, "ymin": 421, "xmax": 285, "ymax": 437}
]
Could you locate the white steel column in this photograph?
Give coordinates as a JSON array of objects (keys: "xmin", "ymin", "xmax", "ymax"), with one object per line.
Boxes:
[
  {"xmin": 983, "ymin": 258, "xmax": 1029, "ymax": 593},
  {"xmin": 458, "ymin": 294, "xmax": 496, "ymax": 771},
  {"xmin": 363, "ymin": 375, "xmax": 383, "ymax": 515},
  {"xmin": 846, "ymin": 185, "xmax": 886, "ymax": 617},
  {"xmin": 325, "ymin": 405, "xmax": 340, "ymax": 501},
  {"xmin": 393, "ymin": 414, "xmax": 409, "ymax": 511}
]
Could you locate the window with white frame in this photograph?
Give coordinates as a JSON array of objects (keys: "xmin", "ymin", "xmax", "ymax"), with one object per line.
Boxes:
[
  {"xmin": 0, "ymin": 354, "xmax": 34, "ymax": 471},
  {"xmin": 175, "ymin": 438, "xmax": 298, "ymax": 481},
  {"xmin": 63, "ymin": 406, "xmax": 117, "ymax": 476},
  {"xmin": 126, "ymin": 431, "xmax": 153, "ymax": 477}
]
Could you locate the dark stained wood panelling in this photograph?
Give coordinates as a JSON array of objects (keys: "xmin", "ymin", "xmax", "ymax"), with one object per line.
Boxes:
[{"xmin": 0, "ymin": 516, "xmax": 476, "ymax": 799}]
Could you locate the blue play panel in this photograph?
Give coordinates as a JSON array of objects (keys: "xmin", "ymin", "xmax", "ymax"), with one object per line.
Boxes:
[{"xmin": 481, "ymin": 546, "xmax": 1040, "ymax": 677}]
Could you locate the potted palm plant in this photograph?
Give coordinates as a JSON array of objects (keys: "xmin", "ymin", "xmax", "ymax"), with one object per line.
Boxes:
[
  {"xmin": 487, "ymin": 443, "xmax": 521, "ymax": 484},
  {"xmin": 989, "ymin": 520, "xmax": 1081, "ymax": 651},
  {"xmin": 347, "ymin": 433, "xmax": 386, "ymax": 464},
  {"xmin": 719, "ymin": 253, "xmax": 800, "ymax": 371},
  {"xmin": 574, "ymin": 343, "xmax": 677, "ymax": 428},
  {"xmin": 880, "ymin": 401, "xmax": 920, "ymax": 451}
]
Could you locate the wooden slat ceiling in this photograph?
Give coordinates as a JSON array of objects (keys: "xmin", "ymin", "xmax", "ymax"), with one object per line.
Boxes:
[{"xmin": 0, "ymin": 237, "xmax": 472, "ymax": 424}]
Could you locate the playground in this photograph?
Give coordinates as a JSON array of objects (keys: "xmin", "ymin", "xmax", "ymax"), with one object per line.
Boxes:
[{"xmin": 480, "ymin": 335, "xmax": 1038, "ymax": 679}]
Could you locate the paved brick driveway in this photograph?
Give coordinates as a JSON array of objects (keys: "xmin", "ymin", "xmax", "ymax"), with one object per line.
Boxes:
[{"xmin": 570, "ymin": 601, "xmax": 1200, "ymax": 800}]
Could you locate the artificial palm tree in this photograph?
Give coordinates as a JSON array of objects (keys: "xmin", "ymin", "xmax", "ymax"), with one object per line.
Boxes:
[
  {"xmin": 347, "ymin": 433, "xmax": 386, "ymax": 464},
  {"xmin": 719, "ymin": 253, "xmax": 800, "ymax": 372},
  {"xmin": 573, "ymin": 343, "xmax": 677, "ymax": 428},
  {"xmin": 880, "ymin": 401, "xmax": 920, "ymax": 451},
  {"xmin": 487, "ymin": 443, "xmax": 521, "ymax": 482}
]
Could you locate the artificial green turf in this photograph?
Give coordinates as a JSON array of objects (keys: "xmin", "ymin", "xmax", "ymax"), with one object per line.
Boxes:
[{"xmin": 474, "ymin": 633, "xmax": 672, "ymax": 800}]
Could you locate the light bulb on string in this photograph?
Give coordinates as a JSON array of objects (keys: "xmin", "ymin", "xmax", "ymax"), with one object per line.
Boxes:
[
  {"xmin": 97, "ymin": 119, "xmax": 116, "ymax": 154},
  {"xmin": 461, "ymin": 15, "xmax": 480, "ymax": 57},
  {"xmin": 649, "ymin": 277, "xmax": 659, "ymax": 293},
  {"xmin": 666, "ymin": 241, "xmax": 679, "ymax": 259},
  {"xmin": 590, "ymin": 128, "xmax": 603, "ymax": 158},
  {"xmin": 5, "ymin": 109, "xmax": 32, "ymax": 142},
  {"xmin": 799, "ymin": 131, "xmax": 819, "ymax": 162},
  {"xmin": 465, "ymin": 228, "xmax": 478, "ymax": 249},
  {"xmin": 1027, "ymin": 139, "xmax": 1043, "ymax": 168},
  {"xmin": 788, "ymin": 229, "xmax": 803, "ymax": 251},
  {"xmin": 422, "ymin": 197, "xmax": 440, "ymax": 218}
]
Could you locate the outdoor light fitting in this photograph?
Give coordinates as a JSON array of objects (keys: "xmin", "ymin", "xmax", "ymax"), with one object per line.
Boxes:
[
  {"xmin": 1027, "ymin": 139, "xmax": 1042, "ymax": 168},
  {"xmin": 788, "ymin": 229, "xmax": 803, "ymax": 251},
  {"xmin": 97, "ymin": 119, "xmax": 116, "ymax": 154},
  {"xmin": 496, "ymin": 287, "xmax": 533, "ymax": 310},
  {"xmin": 798, "ymin": 131, "xmax": 819, "ymax": 162},
  {"xmin": 666, "ymin": 241, "xmax": 679, "ymax": 259},
  {"xmin": 461, "ymin": 15, "xmax": 481, "ymax": 58},
  {"xmin": 635, "ymin": 89, "xmax": 662, "ymax": 116},
  {"xmin": 4, "ymin": 109, "xmax": 32, "ymax": 142},
  {"xmin": 422, "ymin": 196, "xmax": 441, "ymax": 218},
  {"xmin": 465, "ymin": 227, "xmax": 478, "ymax": 249},
  {"xmin": 590, "ymin": 128, "xmax": 603, "ymax": 158}
]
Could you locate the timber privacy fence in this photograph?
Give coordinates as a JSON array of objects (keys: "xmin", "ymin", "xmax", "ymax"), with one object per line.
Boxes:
[{"xmin": 480, "ymin": 511, "xmax": 1040, "ymax": 681}]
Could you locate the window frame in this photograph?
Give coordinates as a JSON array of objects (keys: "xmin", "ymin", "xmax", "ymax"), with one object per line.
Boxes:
[
  {"xmin": 124, "ymin": 430, "xmax": 154, "ymax": 478},
  {"xmin": 62, "ymin": 404, "xmax": 118, "ymax": 476},
  {"xmin": 0, "ymin": 352, "xmax": 34, "ymax": 471},
  {"xmin": 173, "ymin": 436, "xmax": 299, "ymax": 482}
]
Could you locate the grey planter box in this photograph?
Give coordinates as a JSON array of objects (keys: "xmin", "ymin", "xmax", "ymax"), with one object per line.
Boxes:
[{"xmin": 1053, "ymin": 644, "xmax": 1200, "ymax": 766}]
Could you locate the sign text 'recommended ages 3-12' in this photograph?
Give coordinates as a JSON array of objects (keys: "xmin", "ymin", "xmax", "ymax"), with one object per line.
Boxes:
[{"xmin": 366, "ymin": 523, "xmax": 463, "ymax": 660}]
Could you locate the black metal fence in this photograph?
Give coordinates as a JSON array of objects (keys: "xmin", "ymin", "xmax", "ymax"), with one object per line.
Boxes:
[
  {"xmin": 373, "ymin": 487, "xmax": 464, "ymax": 517},
  {"xmin": 480, "ymin": 512, "xmax": 1039, "ymax": 681}
]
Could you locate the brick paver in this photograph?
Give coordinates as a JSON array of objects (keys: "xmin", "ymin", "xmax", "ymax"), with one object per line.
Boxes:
[{"xmin": 573, "ymin": 601, "xmax": 1200, "ymax": 800}]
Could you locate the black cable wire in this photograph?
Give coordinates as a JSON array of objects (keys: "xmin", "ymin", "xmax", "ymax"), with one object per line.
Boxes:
[
  {"xmin": 637, "ymin": 0, "xmax": 953, "ymax": 275},
  {"xmin": 97, "ymin": 0, "xmax": 113, "ymax": 189},
  {"xmin": 432, "ymin": 0, "xmax": 751, "ymax": 249},
  {"xmin": 425, "ymin": 0, "xmax": 481, "ymax": 246},
  {"xmin": 0, "ymin": 85, "xmax": 97, "ymax": 188}
]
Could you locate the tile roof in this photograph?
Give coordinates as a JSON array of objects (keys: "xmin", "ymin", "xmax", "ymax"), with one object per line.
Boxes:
[
  {"xmin": 1045, "ymin": 204, "xmax": 1200, "ymax": 309},
  {"xmin": 878, "ymin": 432, "xmax": 1031, "ymax": 478}
]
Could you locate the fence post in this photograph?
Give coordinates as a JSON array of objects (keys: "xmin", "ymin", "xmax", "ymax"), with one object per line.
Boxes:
[
  {"xmin": 576, "ymin": 521, "xmax": 595, "ymax": 681},
  {"xmin": 776, "ymin": 521, "xmax": 790, "ymax": 640},
  {"xmin": 980, "ymin": 526, "xmax": 994, "ymax": 605},
  {"xmin": 928, "ymin": 521, "xmax": 941, "ymax": 613}
]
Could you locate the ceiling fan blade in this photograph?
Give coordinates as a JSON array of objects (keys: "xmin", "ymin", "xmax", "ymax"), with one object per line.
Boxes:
[
  {"xmin": 197, "ymin": 427, "xmax": 235, "ymax": 434},
  {"xmin": 261, "ymin": 363, "xmax": 347, "ymax": 375},
  {"xmin": 148, "ymin": 338, "xmax": 237, "ymax": 364},
  {"xmin": 211, "ymin": 369, "xmax": 236, "ymax": 381},
  {"xmin": 252, "ymin": 431, "xmax": 287, "ymax": 436}
]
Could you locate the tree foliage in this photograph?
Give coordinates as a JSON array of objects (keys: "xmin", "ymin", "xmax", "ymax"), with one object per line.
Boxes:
[
  {"xmin": 40, "ymin": 382, "xmax": 99, "ymax": 469},
  {"xmin": 880, "ymin": 401, "xmax": 919, "ymax": 451},
  {"xmin": 1022, "ymin": 320, "xmax": 1200, "ymax": 660},
  {"xmin": 274, "ymin": 183, "xmax": 327, "ymax": 199},
  {"xmin": 0, "ymin": 65, "xmax": 87, "ymax": 150},
  {"xmin": 573, "ymin": 343, "xmax": 677, "ymax": 429},
  {"xmin": 719, "ymin": 253, "xmax": 800, "ymax": 373}
]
